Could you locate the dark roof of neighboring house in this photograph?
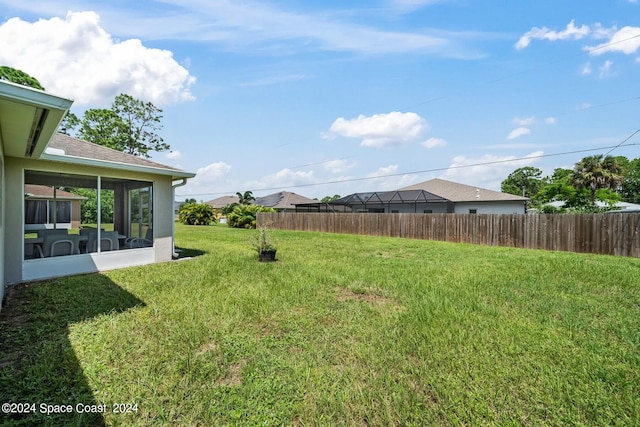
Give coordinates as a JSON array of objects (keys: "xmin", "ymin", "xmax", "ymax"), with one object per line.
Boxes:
[
  {"xmin": 399, "ymin": 178, "xmax": 529, "ymax": 202},
  {"xmin": 206, "ymin": 195, "xmax": 240, "ymax": 209},
  {"xmin": 24, "ymin": 184, "xmax": 86, "ymax": 200},
  {"xmin": 43, "ymin": 133, "xmax": 194, "ymax": 178},
  {"xmin": 329, "ymin": 189, "xmax": 448, "ymax": 206},
  {"xmin": 254, "ymin": 191, "xmax": 316, "ymax": 210}
]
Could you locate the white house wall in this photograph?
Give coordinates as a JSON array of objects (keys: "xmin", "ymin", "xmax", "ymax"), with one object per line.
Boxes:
[
  {"xmin": 0, "ymin": 135, "xmax": 5, "ymax": 306},
  {"xmin": 365, "ymin": 201, "xmax": 525, "ymax": 214},
  {"xmin": 454, "ymin": 201, "xmax": 526, "ymax": 214},
  {"xmin": 383, "ymin": 203, "xmax": 450, "ymax": 214},
  {"xmin": 4, "ymin": 156, "xmax": 176, "ymax": 284}
]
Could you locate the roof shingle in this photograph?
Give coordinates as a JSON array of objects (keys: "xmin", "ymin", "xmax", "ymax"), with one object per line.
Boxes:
[{"xmin": 399, "ymin": 178, "xmax": 528, "ymax": 202}]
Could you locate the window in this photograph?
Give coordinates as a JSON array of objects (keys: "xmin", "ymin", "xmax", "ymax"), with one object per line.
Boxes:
[
  {"xmin": 469, "ymin": 209, "xmax": 477, "ymax": 214},
  {"xmin": 24, "ymin": 200, "xmax": 71, "ymax": 224},
  {"xmin": 24, "ymin": 170, "xmax": 153, "ymax": 259},
  {"xmin": 423, "ymin": 209, "xmax": 433, "ymax": 214}
]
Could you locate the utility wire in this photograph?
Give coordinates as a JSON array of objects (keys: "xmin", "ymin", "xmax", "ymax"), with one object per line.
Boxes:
[
  {"xmin": 178, "ymin": 141, "xmax": 639, "ymax": 197},
  {"xmin": 179, "ymin": 33, "xmax": 640, "ymax": 198},
  {"xmin": 605, "ymin": 127, "xmax": 640, "ymax": 156}
]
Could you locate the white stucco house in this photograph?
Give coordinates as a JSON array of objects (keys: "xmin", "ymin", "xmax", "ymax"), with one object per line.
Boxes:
[
  {"xmin": 295, "ymin": 178, "xmax": 529, "ymax": 214},
  {"xmin": 0, "ymin": 80, "xmax": 195, "ymax": 306}
]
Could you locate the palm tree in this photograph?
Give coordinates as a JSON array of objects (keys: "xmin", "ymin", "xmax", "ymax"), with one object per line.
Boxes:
[
  {"xmin": 573, "ymin": 155, "xmax": 623, "ymax": 205},
  {"xmin": 236, "ymin": 191, "xmax": 255, "ymax": 205}
]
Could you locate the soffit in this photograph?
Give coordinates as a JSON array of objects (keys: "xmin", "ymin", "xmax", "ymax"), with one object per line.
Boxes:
[{"xmin": 0, "ymin": 81, "xmax": 72, "ymax": 158}]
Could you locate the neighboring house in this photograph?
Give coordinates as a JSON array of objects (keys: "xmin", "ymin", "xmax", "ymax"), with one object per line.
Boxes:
[
  {"xmin": 24, "ymin": 184, "xmax": 86, "ymax": 230},
  {"xmin": 297, "ymin": 178, "xmax": 528, "ymax": 214},
  {"xmin": 398, "ymin": 179, "xmax": 529, "ymax": 214},
  {"xmin": 254, "ymin": 191, "xmax": 316, "ymax": 212},
  {"xmin": 0, "ymin": 80, "xmax": 195, "ymax": 296},
  {"xmin": 206, "ymin": 195, "xmax": 240, "ymax": 210}
]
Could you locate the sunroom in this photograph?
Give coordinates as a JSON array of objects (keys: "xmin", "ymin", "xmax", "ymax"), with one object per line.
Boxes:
[{"xmin": 5, "ymin": 133, "xmax": 194, "ymax": 284}]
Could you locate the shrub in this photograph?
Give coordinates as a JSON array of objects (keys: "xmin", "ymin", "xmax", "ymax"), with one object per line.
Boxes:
[
  {"xmin": 226, "ymin": 204, "xmax": 275, "ymax": 228},
  {"xmin": 179, "ymin": 202, "xmax": 217, "ymax": 225}
]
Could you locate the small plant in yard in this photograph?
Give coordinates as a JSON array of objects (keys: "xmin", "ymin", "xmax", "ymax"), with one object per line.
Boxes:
[{"xmin": 252, "ymin": 227, "xmax": 277, "ymax": 261}]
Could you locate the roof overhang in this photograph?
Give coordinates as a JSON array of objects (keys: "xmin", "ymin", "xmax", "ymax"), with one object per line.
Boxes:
[
  {"xmin": 0, "ymin": 80, "xmax": 73, "ymax": 158},
  {"xmin": 39, "ymin": 151, "xmax": 196, "ymax": 179}
]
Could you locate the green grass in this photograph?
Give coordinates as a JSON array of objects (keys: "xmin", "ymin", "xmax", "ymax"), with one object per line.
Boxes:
[{"xmin": 2, "ymin": 224, "xmax": 639, "ymax": 426}]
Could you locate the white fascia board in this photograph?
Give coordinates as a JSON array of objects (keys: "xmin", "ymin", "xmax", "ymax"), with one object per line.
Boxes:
[
  {"xmin": 39, "ymin": 152, "xmax": 196, "ymax": 179},
  {"xmin": 0, "ymin": 80, "xmax": 73, "ymax": 110}
]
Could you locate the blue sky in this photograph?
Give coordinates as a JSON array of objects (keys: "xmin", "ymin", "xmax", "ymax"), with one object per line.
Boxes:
[{"xmin": 1, "ymin": 0, "xmax": 639, "ymax": 201}]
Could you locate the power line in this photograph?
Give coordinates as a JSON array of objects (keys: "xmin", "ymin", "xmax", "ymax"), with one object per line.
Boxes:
[
  {"xmin": 605, "ymin": 127, "xmax": 640, "ymax": 156},
  {"xmin": 177, "ymin": 141, "xmax": 639, "ymax": 197},
  {"xmin": 179, "ymin": 33, "xmax": 640, "ymax": 199}
]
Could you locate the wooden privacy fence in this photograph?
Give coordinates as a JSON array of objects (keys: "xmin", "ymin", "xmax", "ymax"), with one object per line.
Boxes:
[{"xmin": 258, "ymin": 212, "xmax": 640, "ymax": 257}]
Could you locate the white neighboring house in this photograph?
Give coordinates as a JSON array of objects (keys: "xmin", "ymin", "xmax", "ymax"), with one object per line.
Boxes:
[
  {"xmin": 300, "ymin": 179, "xmax": 529, "ymax": 214},
  {"xmin": 0, "ymin": 80, "xmax": 195, "ymax": 302},
  {"xmin": 398, "ymin": 179, "xmax": 528, "ymax": 214}
]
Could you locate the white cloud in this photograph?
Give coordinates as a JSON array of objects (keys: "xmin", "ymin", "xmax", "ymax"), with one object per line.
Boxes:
[
  {"xmin": 247, "ymin": 168, "xmax": 316, "ymax": 192},
  {"xmin": 545, "ymin": 117, "xmax": 556, "ymax": 124},
  {"xmin": 517, "ymin": 20, "xmax": 640, "ymax": 57},
  {"xmin": 581, "ymin": 62, "xmax": 593, "ymax": 75},
  {"xmin": 179, "ymin": 161, "xmax": 233, "ymax": 200},
  {"xmin": 367, "ymin": 164, "xmax": 399, "ymax": 178},
  {"xmin": 363, "ymin": 164, "xmax": 417, "ymax": 191},
  {"xmin": 323, "ymin": 159, "xmax": 356, "ymax": 174},
  {"xmin": 513, "ymin": 117, "xmax": 536, "ymax": 126},
  {"xmin": 421, "ymin": 137, "xmax": 447, "ymax": 148},
  {"xmin": 91, "ymin": 0, "xmax": 471, "ymax": 58},
  {"xmin": 507, "ymin": 127, "xmax": 531, "ymax": 140},
  {"xmin": 0, "ymin": 11, "xmax": 195, "ymax": 105},
  {"xmin": 165, "ymin": 150, "xmax": 182, "ymax": 159},
  {"xmin": 326, "ymin": 111, "xmax": 428, "ymax": 148},
  {"xmin": 516, "ymin": 20, "xmax": 590, "ymax": 50},
  {"xmin": 599, "ymin": 60, "xmax": 614, "ymax": 78},
  {"xmin": 442, "ymin": 151, "xmax": 544, "ymax": 190},
  {"xmin": 586, "ymin": 26, "xmax": 640, "ymax": 55}
]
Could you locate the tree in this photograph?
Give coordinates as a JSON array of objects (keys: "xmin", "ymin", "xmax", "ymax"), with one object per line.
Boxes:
[
  {"xmin": 501, "ymin": 167, "xmax": 545, "ymax": 198},
  {"xmin": 573, "ymin": 155, "xmax": 623, "ymax": 206},
  {"xmin": 77, "ymin": 93, "xmax": 169, "ymax": 158},
  {"xmin": 236, "ymin": 191, "xmax": 255, "ymax": 205},
  {"xmin": 71, "ymin": 188, "xmax": 114, "ymax": 224},
  {"xmin": 221, "ymin": 203, "xmax": 239, "ymax": 216},
  {"xmin": 59, "ymin": 112, "xmax": 80, "ymax": 135},
  {"xmin": 78, "ymin": 109, "xmax": 128, "ymax": 151},
  {"xmin": 226, "ymin": 204, "xmax": 274, "ymax": 229},
  {"xmin": 112, "ymin": 94, "xmax": 169, "ymax": 157},
  {"xmin": 620, "ymin": 158, "xmax": 640, "ymax": 204},
  {"xmin": 321, "ymin": 194, "xmax": 341, "ymax": 203},
  {"xmin": 0, "ymin": 66, "xmax": 44, "ymax": 90},
  {"xmin": 534, "ymin": 168, "xmax": 581, "ymax": 208}
]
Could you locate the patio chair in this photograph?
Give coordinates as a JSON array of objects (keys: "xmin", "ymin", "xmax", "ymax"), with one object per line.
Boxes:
[
  {"xmin": 36, "ymin": 234, "xmax": 80, "ymax": 257},
  {"xmin": 124, "ymin": 228, "xmax": 153, "ymax": 249},
  {"xmin": 86, "ymin": 231, "xmax": 120, "ymax": 253}
]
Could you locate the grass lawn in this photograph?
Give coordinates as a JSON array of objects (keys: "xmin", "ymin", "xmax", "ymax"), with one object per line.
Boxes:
[{"xmin": 1, "ymin": 223, "xmax": 639, "ymax": 426}]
